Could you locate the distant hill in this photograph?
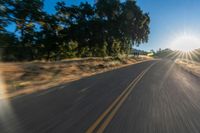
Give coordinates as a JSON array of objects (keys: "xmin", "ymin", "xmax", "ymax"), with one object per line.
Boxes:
[
  {"xmin": 155, "ymin": 48, "xmax": 200, "ymax": 62},
  {"xmin": 155, "ymin": 48, "xmax": 174, "ymax": 58}
]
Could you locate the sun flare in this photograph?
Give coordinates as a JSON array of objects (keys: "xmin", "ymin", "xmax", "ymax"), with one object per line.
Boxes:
[{"xmin": 170, "ymin": 33, "xmax": 200, "ymax": 52}]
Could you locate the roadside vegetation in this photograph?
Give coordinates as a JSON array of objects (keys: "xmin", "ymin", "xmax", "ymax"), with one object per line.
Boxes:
[
  {"xmin": 175, "ymin": 59, "xmax": 200, "ymax": 77},
  {"xmin": 0, "ymin": 0, "xmax": 152, "ymax": 98},
  {"xmin": 0, "ymin": 0, "xmax": 150, "ymax": 61},
  {"xmin": 0, "ymin": 56, "xmax": 152, "ymax": 99}
]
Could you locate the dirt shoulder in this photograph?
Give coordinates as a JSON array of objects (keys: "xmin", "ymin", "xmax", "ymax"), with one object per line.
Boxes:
[
  {"xmin": 175, "ymin": 59, "xmax": 200, "ymax": 77},
  {"xmin": 0, "ymin": 56, "xmax": 153, "ymax": 99}
]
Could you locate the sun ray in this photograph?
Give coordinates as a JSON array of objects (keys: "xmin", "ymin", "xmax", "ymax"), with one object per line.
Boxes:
[
  {"xmin": 171, "ymin": 51, "xmax": 182, "ymax": 59},
  {"xmin": 192, "ymin": 50, "xmax": 200, "ymax": 61},
  {"xmin": 165, "ymin": 51, "xmax": 177, "ymax": 58},
  {"xmin": 169, "ymin": 32, "xmax": 200, "ymax": 52}
]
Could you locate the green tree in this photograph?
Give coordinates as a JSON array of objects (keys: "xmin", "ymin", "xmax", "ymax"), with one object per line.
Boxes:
[
  {"xmin": 0, "ymin": 0, "xmax": 15, "ymax": 32},
  {"xmin": 0, "ymin": 0, "xmax": 150, "ymax": 61},
  {"xmin": 36, "ymin": 14, "xmax": 61, "ymax": 60},
  {"xmin": 12, "ymin": 0, "xmax": 44, "ymax": 45}
]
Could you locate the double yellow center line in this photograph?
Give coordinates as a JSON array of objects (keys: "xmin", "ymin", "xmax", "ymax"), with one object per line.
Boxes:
[{"xmin": 86, "ymin": 62, "xmax": 157, "ymax": 133}]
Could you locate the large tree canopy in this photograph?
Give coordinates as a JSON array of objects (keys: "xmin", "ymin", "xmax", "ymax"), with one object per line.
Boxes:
[{"xmin": 0, "ymin": 0, "xmax": 150, "ymax": 61}]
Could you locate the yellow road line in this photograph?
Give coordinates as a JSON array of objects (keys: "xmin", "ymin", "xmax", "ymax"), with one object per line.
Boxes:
[
  {"xmin": 96, "ymin": 68, "xmax": 148, "ymax": 133},
  {"xmin": 86, "ymin": 62, "xmax": 156, "ymax": 133},
  {"xmin": 86, "ymin": 71, "xmax": 145, "ymax": 133}
]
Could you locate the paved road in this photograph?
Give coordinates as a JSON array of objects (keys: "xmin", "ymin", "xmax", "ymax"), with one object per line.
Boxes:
[{"xmin": 0, "ymin": 60, "xmax": 200, "ymax": 133}]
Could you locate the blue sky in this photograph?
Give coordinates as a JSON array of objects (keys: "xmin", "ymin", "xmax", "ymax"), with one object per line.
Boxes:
[
  {"xmin": 8, "ymin": 0, "xmax": 200, "ymax": 51},
  {"xmin": 136, "ymin": 0, "xmax": 200, "ymax": 51}
]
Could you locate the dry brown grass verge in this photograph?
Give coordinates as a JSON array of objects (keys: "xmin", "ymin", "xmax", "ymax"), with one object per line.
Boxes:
[
  {"xmin": 175, "ymin": 59, "xmax": 200, "ymax": 77},
  {"xmin": 0, "ymin": 55, "xmax": 153, "ymax": 99}
]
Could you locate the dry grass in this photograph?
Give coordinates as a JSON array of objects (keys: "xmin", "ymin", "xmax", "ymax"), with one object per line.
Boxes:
[
  {"xmin": 0, "ymin": 56, "xmax": 152, "ymax": 99},
  {"xmin": 175, "ymin": 59, "xmax": 200, "ymax": 77}
]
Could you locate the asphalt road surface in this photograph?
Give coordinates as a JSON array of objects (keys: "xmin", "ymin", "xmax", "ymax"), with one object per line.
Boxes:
[{"xmin": 1, "ymin": 60, "xmax": 200, "ymax": 133}]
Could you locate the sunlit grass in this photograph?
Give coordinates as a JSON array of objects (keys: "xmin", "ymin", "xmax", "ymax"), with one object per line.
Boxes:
[{"xmin": 0, "ymin": 56, "xmax": 152, "ymax": 99}]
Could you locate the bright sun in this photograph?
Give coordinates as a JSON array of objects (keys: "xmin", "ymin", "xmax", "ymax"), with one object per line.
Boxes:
[{"xmin": 170, "ymin": 33, "xmax": 200, "ymax": 52}]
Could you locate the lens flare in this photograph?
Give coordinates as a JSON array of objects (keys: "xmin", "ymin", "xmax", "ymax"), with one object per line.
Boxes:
[
  {"xmin": 0, "ymin": 71, "xmax": 23, "ymax": 132},
  {"xmin": 170, "ymin": 33, "xmax": 200, "ymax": 52}
]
